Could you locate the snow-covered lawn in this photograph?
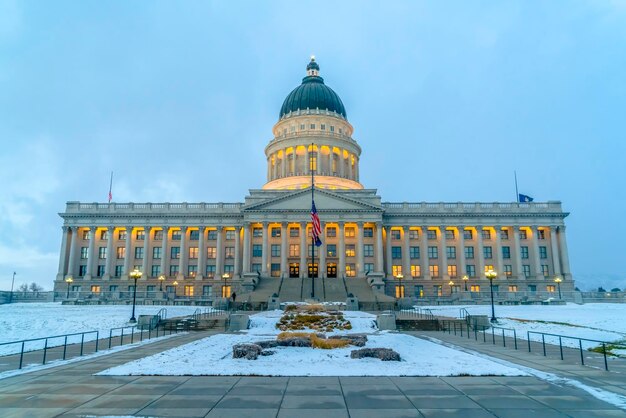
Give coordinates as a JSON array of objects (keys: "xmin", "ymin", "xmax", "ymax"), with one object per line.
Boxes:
[
  {"xmin": 422, "ymin": 303, "xmax": 626, "ymax": 349},
  {"xmin": 98, "ymin": 310, "xmax": 526, "ymax": 377},
  {"xmin": 0, "ymin": 303, "xmax": 200, "ymax": 355}
]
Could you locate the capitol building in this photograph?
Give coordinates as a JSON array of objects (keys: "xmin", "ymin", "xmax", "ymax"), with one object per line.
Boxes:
[{"xmin": 53, "ymin": 58, "xmax": 574, "ymax": 304}]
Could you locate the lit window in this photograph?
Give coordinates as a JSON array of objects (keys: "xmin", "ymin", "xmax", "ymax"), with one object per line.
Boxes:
[
  {"xmin": 118, "ymin": 230, "xmax": 127, "ymax": 240},
  {"xmin": 184, "ymin": 285, "xmax": 194, "ymax": 296},
  {"xmin": 504, "ymin": 265, "xmax": 512, "ymax": 276},
  {"xmin": 546, "ymin": 285, "xmax": 556, "ymax": 293},
  {"xmin": 414, "ymin": 285, "xmax": 424, "ymax": 298},
  {"xmin": 289, "ymin": 244, "xmax": 299, "ymax": 257},
  {"xmin": 290, "ymin": 228, "xmax": 299, "ymax": 237},
  {"xmin": 345, "ymin": 245, "xmax": 355, "ymax": 257},
  {"xmin": 447, "ymin": 265, "xmax": 457, "ymax": 277},
  {"xmin": 253, "ymin": 228, "xmax": 263, "ymax": 237},
  {"xmin": 409, "ymin": 230, "xmax": 419, "ymax": 240},
  {"xmin": 271, "ymin": 263, "xmax": 281, "ymax": 277},
  {"xmin": 207, "ymin": 247, "xmax": 216, "ymax": 259},
  {"xmin": 345, "ymin": 227, "xmax": 356, "ymax": 238},
  {"xmin": 136, "ymin": 230, "xmax": 145, "ymax": 240},
  {"xmin": 484, "ymin": 265, "xmax": 494, "ymax": 272},
  {"xmin": 271, "ymin": 227, "xmax": 281, "ymax": 237},
  {"xmin": 434, "ymin": 285, "xmax": 443, "ymax": 296},
  {"xmin": 326, "ymin": 244, "xmax": 336, "ymax": 257},
  {"xmin": 346, "ymin": 264, "xmax": 356, "ymax": 277},
  {"xmin": 411, "ymin": 265, "xmax": 421, "ymax": 277},
  {"xmin": 509, "ymin": 285, "xmax": 518, "ymax": 292},
  {"xmin": 429, "ymin": 265, "xmax": 439, "ymax": 277},
  {"xmin": 392, "ymin": 265, "xmax": 403, "ymax": 276},
  {"xmin": 91, "ymin": 285, "xmax": 100, "ymax": 294},
  {"xmin": 395, "ymin": 285, "xmax": 405, "ymax": 298},
  {"xmin": 189, "ymin": 247, "xmax": 199, "ymax": 259},
  {"xmin": 225, "ymin": 230, "xmax": 235, "ymax": 240},
  {"xmin": 327, "ymin": 227, "xmax": 336, "ymax": 237},
  {"xmin": 470, "ymin": 285, "xmax": 480, "ymax": 292},
  {"xmin": 225, "ymin": 247, "xmax": 235, "ymax": 259}
]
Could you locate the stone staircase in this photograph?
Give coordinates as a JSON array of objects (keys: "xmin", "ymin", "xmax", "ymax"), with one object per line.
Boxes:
[
  {"xmin": 279, "ymin": 276, "xmax": 305, "ymax": 301},
  {"xmin": 248, "ymin": 275, "xmax": 281, "ymax": 303},
  {"xmin": 345, "ymin": 277, "xmax": 395, "ymax": 310}
]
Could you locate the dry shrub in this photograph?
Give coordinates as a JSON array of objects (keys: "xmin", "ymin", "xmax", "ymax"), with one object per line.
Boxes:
[
  {"xmin": 284, "ymin": 304, "xmax": 298, "ymax": 312},
  {"xmin": 301, "ymin": 304, "xmax": 326, "ymax": 312},
  {"xmin": 311, "ymin": 335, "xmax": 350, "ymax": 349},
  {"xmin": 277, "ymin": 332, "xmax": 313, "ymax": 340}
]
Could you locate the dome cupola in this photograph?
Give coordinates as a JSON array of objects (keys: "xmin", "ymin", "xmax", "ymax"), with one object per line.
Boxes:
[{"xmin": 279, "ymin": 57, "xmax": 347, "ymax": 120}]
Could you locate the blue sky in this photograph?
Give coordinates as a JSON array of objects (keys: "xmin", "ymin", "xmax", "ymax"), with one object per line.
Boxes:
[{"xmin": 1, "ymin": 1, "xmax": 625, "ymax": 291}]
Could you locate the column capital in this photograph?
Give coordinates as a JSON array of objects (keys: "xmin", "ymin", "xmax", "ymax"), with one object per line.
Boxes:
[
  {"xmin": 180, "ymin": 226, "xmax": 188, "ymax": 232},
  {"xmin": 281, "ymin": 221, "xmax": 288, "ymax": 227},
  {"xmin": 243, "ymin": 221, "xmax": 251, "ymax": 227},
  {"xmin": 89, "ymin": 226, "xmax": 97, "ymax": 232},
  {"xmin": 162, "ymin": 226, "xmax": 170, "ymax": 232},
  {"xmin": 62, "ymin": 225, "xmax": 70, "ymax": 232},
  {"xmin": 144, "ymin": 226, "xmax": 152, "ymax": 231},
  {"xmin": 337, "ymin": 221, "xmax": 345, "ymax": 227},
  {"xmin": 199, "ymin": 225, "xmax": 207, "ymax": 232},
  {"xmin": 216, "ymin": 226, "xmax": 224, "ymax": 232},
  {"xmin": 235, "ymin": 225, "xmax": 242, "ymax": 231},
  {"xmin": 126, "ymin": 225, "xmax": 133, "ymax": 231},
  {"xmin": 402, "ymin": 225, "xmax": 410, "ymax": 231},
  {"xmin": 262, "ymin": 222, "xmax": 269, "ymax": 228},
  {"xmin": 356, "ymin": 221, "xmax": 364, "ymax": 227},
  {"xmin": 376, "ymin": 221, "xmax": 383, "ymax": 228}
]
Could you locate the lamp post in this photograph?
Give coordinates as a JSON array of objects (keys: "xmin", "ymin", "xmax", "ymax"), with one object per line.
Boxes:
[
  {"xmin": 222, "ymin": 273, "xmax": 230, "ymax": 310},
  {"xmin": 9, "ymin": 271, "xmax": 16, "ymax": 303},
  {"xmin": 129, "ymin": 268, "xmax": 142, "ymax": 323},
  {"xmin": 554, "ymin": 277, "xmax": 562, "ymax": 299},
  {"xmin": 448, "ymin": 280, "xmax": 455, "ymax": 296},
  {"xmin": 395, "ymin": 273, "xmax": 404, "ymax": 298},
  {"xmin": 485, "ymin": 268, "xmax": 498, "ymax": 323},
  {"xmin": 65, "ymin": 276, "xmax": 73, "ymax": 299},
  {"xmin": 462, "ymin": 275, "xmax": 469, "ymax": 292},
  {"xmin": 158, "ymin": 274, "xmax": 165, "ymax": 291},
  {"xmin": 172, "ymin": 280, "xmax": 178, "ymax": 298}
]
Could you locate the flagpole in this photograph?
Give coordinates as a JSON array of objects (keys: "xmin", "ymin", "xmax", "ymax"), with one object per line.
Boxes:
[
  {"xmin": 514, "ymin": 171, "xmax": 519, "ymax": 204},
  {"xmin": 108, "ymin": 171, "xmax": 114, "ymax": 203},
  {"xmin": 311, "ymin": 143, "xmax": 315, "ymax": 299}
]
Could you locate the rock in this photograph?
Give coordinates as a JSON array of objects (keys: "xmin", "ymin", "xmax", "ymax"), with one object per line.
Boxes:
[
  {"xmin": 276, "ymin": 337, "xmax": 312, "ymax": 347},
  {"xmin": 350, "ymin": 348, "xmax": 401, "ymax": 361},
  {"xmin": 259, "ymin": 350, "xmax": 275, "ymax": 356},
  {"xmin": 339, "ymin": 334, "xmax": 368, "ymax": 347},
  {"xmin": 233, "ymin": 343, "xmax": 263, "ymax": 360},
  {"xmin": 255, "ymin": 340, "xmax": 279, "ymax": 349}
]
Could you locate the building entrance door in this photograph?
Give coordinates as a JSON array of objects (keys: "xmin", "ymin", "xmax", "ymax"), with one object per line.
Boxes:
[
  {"xmin": 289, "ymin": 263, "xmax": 299, "ymax": 278},
  {"xmin": 307, "ymin": 263, "xmax": 318, "ymax": 278},
  {"xmin": 327, "ymin": 263, "xmax": 337, "ymax": 278}
]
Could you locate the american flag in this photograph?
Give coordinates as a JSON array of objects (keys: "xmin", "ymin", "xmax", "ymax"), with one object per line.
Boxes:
[
  {"xmin": 108, "ymin": 190, "xmax": 112, "ymax": 203},
  {"xmin": 311, "ymin": 200, "xmax": 322, "ymax": 247}
]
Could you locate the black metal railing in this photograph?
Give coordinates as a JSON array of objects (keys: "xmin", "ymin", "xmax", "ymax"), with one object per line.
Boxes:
[{"xmin": 395, "ymin": 308, "xmax": 436, "ymax": 320}]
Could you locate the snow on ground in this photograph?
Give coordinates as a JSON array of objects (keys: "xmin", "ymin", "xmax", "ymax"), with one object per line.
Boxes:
[
  {"xmin": 421, "ymin": 303, "xmax": 626, "ymax": 348},
  {"xmin": 0, "ymin": 303, "xmax": 200, "ymax": 355},
  {"xmin": 98, "ymin": 310, "xmax": 526, "ymax": 377}
]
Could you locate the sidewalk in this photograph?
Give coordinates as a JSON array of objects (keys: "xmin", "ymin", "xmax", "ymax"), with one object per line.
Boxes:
[{"xmin": 0, "ymin": 329, "xmax": 624, "ymax": 417}]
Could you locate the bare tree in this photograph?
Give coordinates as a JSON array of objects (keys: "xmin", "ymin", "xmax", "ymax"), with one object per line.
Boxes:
[
  {"xmin": 18, "ymin": 283, "xmax": 29, "ymax": 293},
  {"xmin": 29, "ymin": 282, "xmax": 44, "ymax": 293}
]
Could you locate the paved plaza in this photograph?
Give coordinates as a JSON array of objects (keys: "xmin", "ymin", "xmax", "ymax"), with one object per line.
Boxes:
[{"xmin": 0, "ymin": 329, "xmax": 625, "ymax": 418}]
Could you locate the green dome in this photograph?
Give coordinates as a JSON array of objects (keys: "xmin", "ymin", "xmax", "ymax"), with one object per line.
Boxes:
[{"xmin": 279, "ymin": 58, "xmax": 347, "ymax": 120}]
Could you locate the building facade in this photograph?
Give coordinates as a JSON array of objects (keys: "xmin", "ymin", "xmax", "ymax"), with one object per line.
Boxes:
[{"xmin": 53, "ymin": 58, "xmax": 574, "ymax": 302}]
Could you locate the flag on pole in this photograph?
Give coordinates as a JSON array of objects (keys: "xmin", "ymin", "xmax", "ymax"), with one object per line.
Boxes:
[
  {"xmin": 518, "ymin": 193, "xmax": 534, "ymax": 203},
  {"xmin": 108, "ymin": 171, "xmax": 113, "ymax": 203},
  {"xmin": 311, "ymin": 200, "xmax": 322, "ymax": 247}
]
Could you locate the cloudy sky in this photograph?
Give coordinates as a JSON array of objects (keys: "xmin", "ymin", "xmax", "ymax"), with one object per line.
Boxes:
[{"xmin": 1, "ymin": 1, "xmax": 625, "ymax": 291}]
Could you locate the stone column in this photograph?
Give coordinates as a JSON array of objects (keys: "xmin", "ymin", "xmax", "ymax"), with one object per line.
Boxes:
[
  {"xmin": 347, "ymin": 153, "xmax": 353, "ymax": 180},
  {"xmin": 531, "ymin": 226, "xmax": 543, "ymax": 279},
  {"xmin": 439, "ymin": 226, "xmax": 448, "ymax": 280},
  {"xmin": 494, "ymin": 226, "xmax": 504, "ymax": 277},
  {"xmin": 338, "ymin": 222, "xmax": 346, "ymax": 278},
  {"xmin": 339, "ymin": 149, "xmax": 346, "ymax": 178},
  {"xmin": 328, "ymin": 150, "xmax": 333, "ymax": 175},
  {"xmin": 282, "ymin": 148, "xmax": 287, "ymax": 177},
  {"xmin": 304, "ymin": 147, "xmax": 310, "ymax": 175},
  {"xmin": 242, "ymin": 223, "xmax": 251, "ymax": 274},
  {"xmin": 57, "ymin": 226, "xmax": 70, "ymax": 280},
  {"xmin": 375, "ymin": 222, "xmax": 384, "ymax": 273},
  {"xmin": 177, "ymin": 226, "xmax": 187, "ymax": 279},
  {"xmin": 160, "ymin": 227, "xmax": 169, "ymax": 277},
  {"xmin": 550, "ymin": 226, "xmax": 561, "ymax": 276},
  {"xmin": 103, "ymin": 226, "xmax": 115, "ymax": 280},
  {"xmin": 385, "ymin": 226, "xmax": 392, "ymax": 278},
  {"xmin": 234, "ymin": 226, "xmax": 242, "ymax": 278},
  {"xmin": 319, "ymin": 222, "xmax": 326, "ymax": 278},
  {"xmin": 281, "ymin": 222, "xmax": 288, "ymax": 277},
  {"xmin": 420, "ymin": 226, "xmax": 430, "ymax": 280},
  {"xmin": 197, "ymin": 227, "xmax": 206, "ymax": 280},
  {"xmin": 458, "ymin": 226, "xmax": 466, "ymax": 278},
  {"xmin": 557, "ymin": 226, "xmax": 571, "ymax": 277},
  {"xmin": 215, "ymin": 226, "xmax": 224, "ymax": 277},
  {"xmin": 476, "ymin": 226, "xmax": 485, "ymax": 279},
  {"xmin": 357, "ymin": 222, "xmax": 365, "ymax": 276},
  {"xmin": 299, "ymin": 221, "xmax": 307, "ymax": 278},
  {"xmin": 261, "ymin": 223, "xmax": 269, "ymax": 275},
  {"xmin": 123, "ymin": 226, "xmax": 133, "ymax": 280},
  {"xmin": 402, "ymin": 226, "xmax": 411, "ymax": 279},
  {"xmin": 513, "ymin": 227, "xmax": 523, "ymax": 279},
  {"xmin": 67, "ymin": 227, "xmax": 78, "ymax": 278},
  {"xmin": 85, "ymin": 226, "xmax": 97, "ymax": 280},
  {"xmin": 141, "ymin": 227, "xmax": 151, "ymax": 278}
]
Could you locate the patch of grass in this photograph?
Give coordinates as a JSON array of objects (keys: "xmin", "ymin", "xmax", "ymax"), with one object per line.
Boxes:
[
  {"xmin": 277, "ymin": 332, "xmax": 313, "ymax": 340},
  {"xmin": 311, "ymin": 335, "xmax": 350, "ymax": 349},
  {"xmin": 507, "ymin": 317, "xmax": 583, "ymax": 328},
  {"xmin": 588, "ymin": 340, "xmax": 626, "ymax": 358},
  {"xmin": 276, "ymin": 308, "xmax": 352, "ymax": 332}
]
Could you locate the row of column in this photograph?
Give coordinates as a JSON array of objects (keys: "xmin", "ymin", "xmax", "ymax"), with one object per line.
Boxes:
[
  {"xmin": 58, "ymin": 223, "xmax": 571, "ymax": 281},
  {"xmin": 268, "ymin": 146, "xmax": 358, "ymax": 181}
]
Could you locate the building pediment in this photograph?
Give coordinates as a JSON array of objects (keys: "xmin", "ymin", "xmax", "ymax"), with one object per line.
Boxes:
[{"xmin": 243, "ymin": 188, "xmax": 382, "ymax": 213}]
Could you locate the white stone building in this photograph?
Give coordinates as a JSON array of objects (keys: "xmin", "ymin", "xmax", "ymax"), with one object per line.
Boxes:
[{"xmin": 53, "ymin": 58, "xmax": 574, "ymax": 303}]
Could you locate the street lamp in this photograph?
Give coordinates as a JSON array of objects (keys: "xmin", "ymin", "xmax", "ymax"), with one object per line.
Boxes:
[
  {"xmin": 462, "ymin": 275, "xmax": 469, "ymax": 292},
  {"xmin": 222, "ymin": 273, "xmax": 230, "ymax": 298},
  {"xmin": 65, "ymin": 276, "xmax": 73, "ymax": 299},
  {"xmin": 172, "ymin": 280, "xmax": 179, "ymax": 298},
  {"xmin": 485, "ymin": 268, "xmax": 498, "ymax": 323},
  {"xmin": 395, "ymin": 273, "xmax": 404, "ymax": 298},
  {"xmin": 554, "ymin": 277, "xmax": 563, "ymax": 299},
  {"xmin": 448, "ymin": 280, "xmax": 455, "ymax": 296},
  {"xmin": 9, "ymin": 272, "xmax": 16, "ymax": 303},
  {"xmin": 129, "ymin": 268, "xmax": 142, "ymax": 323},
  {"xmin": 158, "ymin": 274, "xmax": 165, "ymax": 291}
]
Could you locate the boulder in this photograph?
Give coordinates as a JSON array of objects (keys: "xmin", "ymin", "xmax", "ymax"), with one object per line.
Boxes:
[
  {"xmin": 255, "ymin": 340, "xmax": 279, "ymax": 349},
  {"xmin": 350, "ymin": 348, "xmax": 401, "ymax": 361},
  {"xmin": 276, "ymin": 337, "xmax": 312, "ymax": 347},
  {"xmin": 339, "ymin": 334, "xmax": 368, "ymax": 347},
  {"xmin": 233, "ymin": 343, "xmax": 263, "ymax": 360}
]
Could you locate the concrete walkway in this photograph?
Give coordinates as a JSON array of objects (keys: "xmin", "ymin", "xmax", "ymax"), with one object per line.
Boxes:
[{"xmin": 0, "ymin": 329, "xmax": 625, "ymax": 417}]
